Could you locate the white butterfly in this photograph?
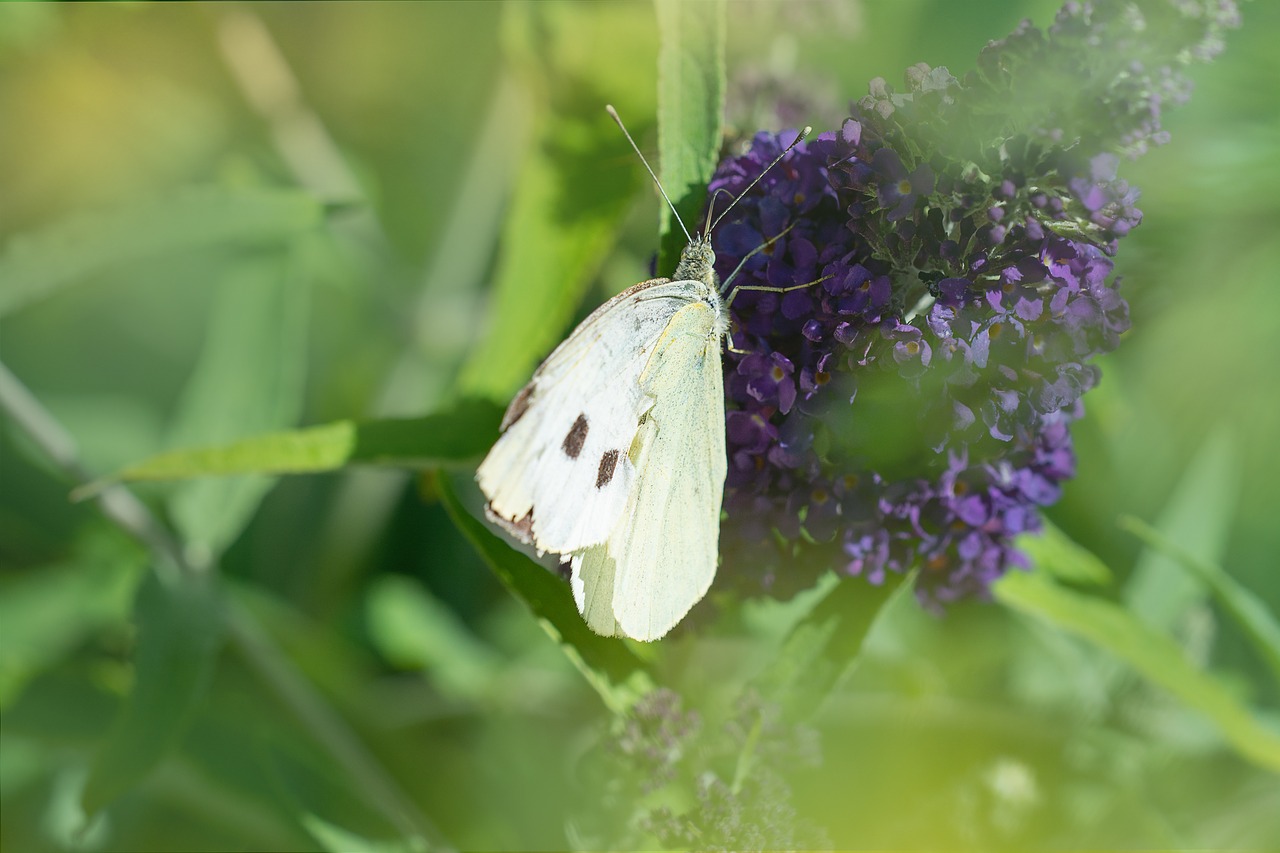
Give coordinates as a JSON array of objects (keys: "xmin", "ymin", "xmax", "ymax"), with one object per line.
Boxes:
[{"xmin": 477, "ymin": 106, "xmax": 810, "ymax": 641}]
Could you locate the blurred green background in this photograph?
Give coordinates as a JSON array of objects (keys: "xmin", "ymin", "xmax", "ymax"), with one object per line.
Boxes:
[{"xmin": 1, "ymin": 1, "xmax": 1277, "ymax": 850}]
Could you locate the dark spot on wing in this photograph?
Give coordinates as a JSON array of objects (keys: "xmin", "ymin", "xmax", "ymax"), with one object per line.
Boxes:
[
  {"xmin": 484, "ymin": 503, "xmax": 535, "ymax": 544},
  {"xmin": 562, "ymin": 413, "xmax": 589, "ymax": 458},
  {"xmin": 501, "ymin": 381, "xmax": 536, "ymax": 430},
  {"xmin": 596, "ymin": 449, "xmax": 620, "ymax": 488}
]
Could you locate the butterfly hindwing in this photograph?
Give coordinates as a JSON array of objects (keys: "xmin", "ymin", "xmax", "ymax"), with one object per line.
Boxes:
[
  {"xmin": 569, "ymin": 543, "xmax": 621, "ymax": 637},
  {"xmin": 569, "ymin": 297, "xmax": 727, "ymax": 641},
  {"xmin": 477, "ymin": 278, "xmax": 713, "ymax": 555}
]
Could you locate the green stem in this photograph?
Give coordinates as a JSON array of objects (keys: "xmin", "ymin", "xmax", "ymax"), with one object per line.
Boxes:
[
  {"xmin": 0, "ymin": 361, "xmax": 191, "ymax": 585},
  {"xmin": 1120, "ymin": 514, "xmax": 1280, "ymax": 685},
  {"xmin": 224, "ymin": 605, "xmax": 452, "ymax": 850},
  {"xmin": 730, "ymin": 715, "xmax": 763, "ymax": 797}
]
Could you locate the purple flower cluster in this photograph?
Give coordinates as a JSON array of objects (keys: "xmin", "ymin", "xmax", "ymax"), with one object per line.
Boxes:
[
  {"xmin": 611, "ymin": 687, "xmax": 700, "ymax": 794},
  {"xmin": 708, "ymin": 0, "xmax": 1238, "ymax": 605},
  {"xmin": 605, "ymin": 689, "xmax": 827, "ymax": 851}
]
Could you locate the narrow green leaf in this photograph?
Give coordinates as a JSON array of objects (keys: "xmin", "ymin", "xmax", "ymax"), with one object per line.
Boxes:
[
  {"xmin": 0, "ymin": 186, "xmax": 324, "ymax": 318},
  {"xmin": 995, "ymin": 569, "xmax": 1280, "ymax": 772},
  {"xmin": 458, "ymin": 107, "xmax": 643, "ymax": 403},
  {"xmin": 1120, "ymin": 515, "xmax": 1280, "ymax": 686},
  {"xmin": 103, "ymin": 421, "xmax": 358, "ymax": 485},
  {"xmin": 166, "ymin": 255, "xmax": 310, "ymax": 558},
  {"xmin": 438, "ymin": 474, "xmax": 652, "ymax": 713},
  {"xmin": 348, "ymin": 401, "xmax": 503, "ymax": 463},
  {"xmin": 365, "ymin": 575, "xmax": 502, "ymax": 702},
  {"xmin": 1124, "ymin": 428, "xmax": 1238, "ymax": 631},
  {"xmin": 82, "ymin": 571, "xmax": 226, "ymax": 814},
  {"xmin": 1018, "ymin": 519, "xmax": 1114, "ymax": 586},
  {"xmin": 455, "ymin": 116, "xmax": 644, "ymax": 400},
  {"xmin": 655, "ymin": 0, "xmax": 725, "ymax": 274},
  {"xmin": 91, "ymin": 399, "xmax": 504, "ymax": 491},
  {"xmin": 753, "ymin": 571, "xmax": 909, "ymax": 722},
  {"xmin": 458, "ymin": 4, "xmax": 668, "ymax": 400}
]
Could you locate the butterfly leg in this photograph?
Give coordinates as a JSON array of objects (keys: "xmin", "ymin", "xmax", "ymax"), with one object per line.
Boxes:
[
  {"xmin": 725, "ymin": 273, "xmax": 835, "ymax": 308},
  {"xmin": 723, "ymin": 270, "xmax": 834, "ymax": 354},
  {"xmin": 718, "ymin": 223, "xmax": 798, "ymax": 294}
]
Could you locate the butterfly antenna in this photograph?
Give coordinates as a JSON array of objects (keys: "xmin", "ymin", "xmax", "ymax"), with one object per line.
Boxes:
[
  {"xmin": 606, "ymin": 104, "xmax": 692, "ymax": 244},
  {"xmin": 704, "ymin": 126, "xmax": 813, "ymax": 238}
]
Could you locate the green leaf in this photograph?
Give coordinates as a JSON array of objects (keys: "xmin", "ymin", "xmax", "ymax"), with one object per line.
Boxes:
[
  {"xmin": 0, "ymin": 530, "xmax": 145, "ymax": 708},
  {"xmin": 166, "ymin": 255, "xmax": 310, "ymax": 559},
  {"xmin": 365, "ymin": 575, "xmax": 502, "ymax": 702},
  {"xmin": 82, "ymin": 570, "xmax": 226, "ymax": 814},
  {"xmin": 655, "ymin": 0, "xmax": 725, "ymax": 275},
  {"xmin": 89, "ymin": 398, "xmax": 504, "ymax": 490},
  {"xmin": 1120, "ymin": 515, "xmax": 1280, "ymax": 686},
  {"xmin": 1018, "ymin": 519, "xmax": 1114, "ymax": 587},
  {"xmin": 438, "ymin": 474, "xmax": 652, "ymax": 713},
  {"xmin": 753, "ymin": 571, "xmax": 910, "ymax": 722},
  {"xmin": 0, "ymin": 186, "xmax": 325, "ymax": 318},
  {"xmin": 301, "ymin": 814, "xmax": 427, "ymax": 853},
  {"xmin": 1123, "ymin": 428, "xmax": 1238, "ymax": 631},
  {"xmin": 995, "ymin": 569, "xmax": 1280, "ymax": 772}
]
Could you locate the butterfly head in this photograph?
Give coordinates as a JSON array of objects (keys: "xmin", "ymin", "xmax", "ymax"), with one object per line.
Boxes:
[
  {"xmin": 673, "ymin": 236, "xmax": 719, "ymax": 289},
  {"xmin": 604, "ymin": 103, "xmax": 807, "ymax": 302}
]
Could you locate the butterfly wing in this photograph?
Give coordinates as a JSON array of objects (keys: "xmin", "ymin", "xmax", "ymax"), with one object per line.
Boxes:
[
  {"xmin": 477, "ymin": 278, "xmax": 709, "ymax": 555},
  {"xmin": 569, "ymin": 296, "xmax": 727, "ymax": 641}
]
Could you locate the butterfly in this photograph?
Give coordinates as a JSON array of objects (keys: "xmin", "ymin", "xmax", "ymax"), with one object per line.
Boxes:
[{"xmin": 477, "ymin": 106, "xmax": 811, "ymax": 641}]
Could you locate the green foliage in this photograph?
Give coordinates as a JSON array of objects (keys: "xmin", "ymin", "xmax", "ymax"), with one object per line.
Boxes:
[
  {"xmin": 81, "ymin": 571, "xmax": 225, "ymax": 814},
  {"xmin": 1019, "ymin": 520, "xmax": 1114, "ymax": 586},
  {"xmin": 1121, "ymin": 515, "xmax": 1280, "ymax": 685},
  {"xmin": 454, "ymin": 114, "xmax": 640, "ymax": 400},
  {"xmin": 365, "ymin": 574, "xmax": 502, "ymax": 703},
  {"xmin": 302, "ymin": 814, "xmax": 427, "ymax": 853},
  {"xmin": 0, "ymin": 528, "xmax": 144, "ymax": 708},
  {"xmin": 0, "ymin": 187, "xmax": 324, "ymax": 318},
  {"xmin": 996, "ymin": 568, "xmax": 1280, "ymax": 772},
  {"xmin": 165, "ymin": 256, "xmax": 311, "ymax": 559},
  {"xmin": 999, "ymin": 426, "xmax": 1280, "ymax": 773},
  {"xmin": 752, "ymin": 571, "xmax": 908, "ymax": 722},
  {"xmin": 457, "ymin": 2, "xmax": 656, "ymax": 400},
  {"xmin": 438, "ymin": 475, "xmax": 653, "ymax": 714},
  {"xmin": 1122, "ymin": 428, "xmax": 1239, "ymax": 632},
  {"xmin": 655, "ymin": 0, "xmax": 725, "ymax": 274}
]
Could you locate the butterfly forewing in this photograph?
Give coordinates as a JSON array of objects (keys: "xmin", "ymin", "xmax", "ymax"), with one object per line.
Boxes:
[{"xmin": 477, "ymin": 278, "xmax": 716, "ymax": 556}]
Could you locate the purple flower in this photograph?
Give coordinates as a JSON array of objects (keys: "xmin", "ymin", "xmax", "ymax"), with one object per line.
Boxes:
[
  {"xmin": 705, "ymin": 0, "xmax": 1234, "ymax": 608},
  {"xmin": 738, "ymin": 351, "xmax": 798, "ymax": 414},
  {"xmin": 872, "ymin": 148, "xmax": 935, "ymax": 221}
]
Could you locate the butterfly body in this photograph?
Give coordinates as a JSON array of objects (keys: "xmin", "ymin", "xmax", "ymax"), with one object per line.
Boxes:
[{"xmin": 477, "ymin": 238, "xmax": 729, "ymax": 641}]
